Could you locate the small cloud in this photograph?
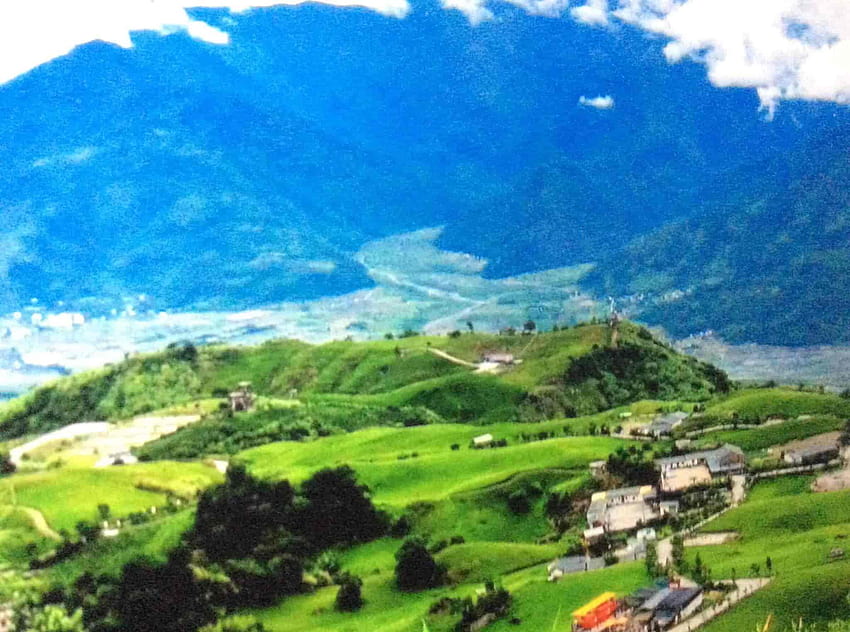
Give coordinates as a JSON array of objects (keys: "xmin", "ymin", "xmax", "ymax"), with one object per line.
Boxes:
[
  {"xmin": 570, "ymin": 0, "xmax": 609, "ymax": 26},
  {"xmin": 578, "ymin": 95, "xmax": 615, "ymax": 109}
]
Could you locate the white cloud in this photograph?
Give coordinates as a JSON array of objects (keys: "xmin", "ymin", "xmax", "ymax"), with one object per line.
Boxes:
[
  {"xmin": 609, "ymin": 0, "xmax": 850, "ymax": 114},
  {"xmin": 0, "ymin": 0, "xmax": 410, "ymax": 86},
  {"xmin": 571, "ymin": 0, "xmax": 609, "ymax": 25},
  {"xmin": 579, "ymin": 94, "xmax": 615, "ymax": 108}
]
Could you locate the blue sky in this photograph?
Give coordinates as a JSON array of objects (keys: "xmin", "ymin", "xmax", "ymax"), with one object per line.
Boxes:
[{"xmin": 1, "ymin": 0, "xmax": 848, "ymax": 117}]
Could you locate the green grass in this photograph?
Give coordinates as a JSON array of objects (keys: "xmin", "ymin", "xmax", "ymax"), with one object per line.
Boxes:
[
  {"xmin": 2, "ymin": 462, "xmax": 222, "ymax": 532},
  {"xmin": 703, "ymin": 388, "xmax": 850, "ymax": 423},
  {"xmin": 239, "ymin": 426, "xmax": 624, "ymax": 506},
  {"xmin": 44, "ymin": 510, "xmax": 196, "ymax": 587},
  {"xmin": 436, "ymin": 542, "xmax": 562, "ymax": 584},
  {"xmin": 248, "ymin": 555, "xmax": 646, "ymax": 632},
  {"xmin": 691, "ymin": 477, "xmax": 850, "ymax": 631},
  {"xmin": 0, "ymin": 322, "xmax": 719, "ymax": 440},
  {"xmin": 697, "ymin": 416, "xmax": 845, "ymax": 453}
]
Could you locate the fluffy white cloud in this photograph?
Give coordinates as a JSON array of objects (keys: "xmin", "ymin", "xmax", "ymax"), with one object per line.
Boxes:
[
  {"xmin": 571, "ymin": 0, "xmax": 609, "ymax": 25},
  {"xmin": 579, "ymin": 94, "xmax": 615, "ymax": 108},
  {"xmin": 0, "ymin": 0, "xmax": 410, "ymax": 85},
  {"xmin": 609, "ymin": 0, "xmax": 850, "ymax": 114}
]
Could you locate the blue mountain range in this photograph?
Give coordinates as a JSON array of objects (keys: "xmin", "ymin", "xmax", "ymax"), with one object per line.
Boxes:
[{"xmin": 0, "ymin": 2, "xmax": 847, "ymax": 342}]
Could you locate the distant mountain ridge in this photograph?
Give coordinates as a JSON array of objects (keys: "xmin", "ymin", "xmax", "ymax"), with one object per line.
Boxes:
[
  {"xmin": 0, "ymin": 2, "xmax": 847, "ymax": 344},
  {"xmin": 586, "ymin": 125, "xmax": 850, "ymax": 345}
]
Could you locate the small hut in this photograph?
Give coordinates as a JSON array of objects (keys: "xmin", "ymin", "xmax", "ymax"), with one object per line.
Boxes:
[{"xmin": 229, "ymin": 382, "xmax": 255, "ymax": 412}]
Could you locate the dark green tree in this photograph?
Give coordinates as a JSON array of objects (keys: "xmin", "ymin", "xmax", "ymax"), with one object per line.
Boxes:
[
  {"xmin": 395, "ymin": 537, "xmax": 443, "ymax": 591},
  {"xmin": 335, "ymin": 575, "xmax": 364, "ymax": 612}
]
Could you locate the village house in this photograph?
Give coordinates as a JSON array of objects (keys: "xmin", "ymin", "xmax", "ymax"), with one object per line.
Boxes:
[
  {"xmin": 572, "ymin": 593, "xmax": 628, "ymax": 631},
  {"xmin": 481, "ymin": 352, "xmax": 515, "ymax": 365},
  {"xmin": 655, "ymin": 445, "xmax": 745, "ymax": 493},
  {"xmin": 586, "ymin": 485, "xmax": 661, "ymax": 533},
  {"xmin": 625, "ymin": 584, "xmax": 704, "ymax": 631},
  {"xmin": 589, "ymin": 460, "xmax": 609, "ymax": 479},
  {"xmin": 773, "ymin": 432, "xmax": 841, "ymax": 465},
  {"xmin": 640, "ymin": 412, "xmax": 690, "ymax": 438},
  {"xmin": 228, "ymin": 382, "xmax": 255, "ymax": 412},
  {"xmin": 472, "ymin": 433, "xmax": 493, "ymax": 448},
  {"xmin": 547, "ymin": 555, "xmax": 605, "ymax": 581}
]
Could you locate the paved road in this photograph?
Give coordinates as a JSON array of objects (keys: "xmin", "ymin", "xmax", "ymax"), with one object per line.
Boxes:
[{"xmin": 668, "ymin": 579, "xmax": 771, "ymax": 632}]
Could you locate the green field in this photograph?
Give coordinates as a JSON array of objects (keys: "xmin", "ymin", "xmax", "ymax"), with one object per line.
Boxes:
[
  {"xmin": 1, "ymin": 461, "xmax": 222, "ymax": 533},
  {"xmin": 692, "ymin": 478, "xmax": 850, "ymax": 631},
  {"xmin": 702, "ymin": 388, "xmax": 850, "ymax": 423},
  {"xmin": 249, "ymin": 545, "xmax": 646, "ymax": 632},
  {"xmin": 696, "ymin": 415, "xmax": 845, "ymax": 453},
  {"xmin": 239, "ymin": 424, "xmax": 623, "ymax": 506}
]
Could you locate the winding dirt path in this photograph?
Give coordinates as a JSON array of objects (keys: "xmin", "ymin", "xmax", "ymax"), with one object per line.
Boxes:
[
  {"xmin": 427, "ymin": 347, "xmax": 478, "ymax": 369},
  {"xmin": 18, "ymin": 506, "xmax": 61, "ymax": 541}
]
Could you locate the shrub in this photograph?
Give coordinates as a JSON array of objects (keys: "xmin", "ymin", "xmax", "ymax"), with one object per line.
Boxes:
[
  {"xmin": 335, "ymin": 575, "xmax": 364, "ymax": 612},
  {"xmin": 507, "ymin": 490, "xmax": 532, "ymax": 515},
  {"xmin": 395, "ymin": 537, "xmax": 444, "ymax": 591}
]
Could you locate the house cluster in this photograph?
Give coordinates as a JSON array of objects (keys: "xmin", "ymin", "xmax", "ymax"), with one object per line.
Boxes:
[
  {"xmin": 584, "ymin": 445, "xmax": 745, "ymax": 537},
  {"xmin": 572, "ymin": 584, "xmax": 704, "ymax": 632},
  {"xmin": 586, "ymin": 486, "xmax": 664, "ymax": 535},
  {"xmin": 655, "ymin": 445, "xmax": 745, "ymax": 493}
]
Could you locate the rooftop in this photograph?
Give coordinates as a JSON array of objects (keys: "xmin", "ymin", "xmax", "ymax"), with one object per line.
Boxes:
[
  {"xmin": 573, "ymin": 592, "xmax": 617, "ymax": 618},
  {"xmin": 591, "ymin": 485, "xmax": 656, "ymax": 502},
  {"xmin": 655, "ymin": 444, "xmax": 744, "ymax": 473}
]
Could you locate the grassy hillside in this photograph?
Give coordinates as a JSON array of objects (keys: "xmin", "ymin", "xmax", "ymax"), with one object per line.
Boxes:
[
  {"xmin": 702, "ymin": 388, "xmax": 850, "ymax": 422},
  {"xmin": 693, "ymin": 478, "xmax": 850, "ymax": 631},
  {"xmin": 0, "ymin": 322, "xmax": 729, "ymax": 441},
  {"xmin": 1, "ymin": 462, "xmax": 222, "ymax": 533},
  {"xmin": 238, "ymin": 423, "xmax": 623, "ymax": 506}
]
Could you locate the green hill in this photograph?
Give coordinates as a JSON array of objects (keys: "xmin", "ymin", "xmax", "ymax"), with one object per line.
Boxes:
[{"xmin": 0, "ymin": 322, "xmax": 730, "ymax": 442}]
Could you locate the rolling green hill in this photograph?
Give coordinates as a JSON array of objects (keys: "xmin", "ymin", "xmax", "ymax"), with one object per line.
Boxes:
[{"xmin": 0, "ymin": 322, "xmax": 730, "ymax": 442}]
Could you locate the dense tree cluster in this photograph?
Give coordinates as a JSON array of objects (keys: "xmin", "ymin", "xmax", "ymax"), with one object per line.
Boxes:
[
  {"xmin": 606, "ymin": 446, "xmax": 659, "ymax": 487},
  {"xmin": 59, "ymin": 465, "xmax": 388, "ymax": 631},
  {"xmin": 563, "ymin": 342, "xmax": 731, "ymax": 411}
]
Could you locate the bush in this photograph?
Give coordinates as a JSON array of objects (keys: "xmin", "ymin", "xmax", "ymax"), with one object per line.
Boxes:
[
  {"xmin": 335, "ymin": 575, "xmax": 364, "ymax": 612},
  {"xmin": 507, "ymin": 490, "xmax": 532, "ymax": 515},
  {"xmin": 395, "ymin": 537, "xmax": 443, "ymax": 591}
]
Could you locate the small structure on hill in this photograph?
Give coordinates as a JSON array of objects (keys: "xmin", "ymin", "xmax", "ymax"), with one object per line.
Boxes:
[
  {"xmin": 774, "ymin": 432, "xmax": 841, "ymax": 465},
  {"xmin": 228, "ymin": 382, "xmax": 255, "ymax": 412},
  {"xmin": 472, "ymin": 433, "xmax": 494, "ymax": 448},
  {"xmin": 589, "ymin": 460, "xmax": 608, "ymax": 479},
  {"xmin": 655, "ymin": 444, "xmax": 745, "ymax": 492},
  {"xmin": 548, "ymin": 555, "xmax": 604, "ymax": 581},
  {"xmin": 94, "ymin": 451, "xmax": 138, "ymax": 468},
  {"xmin": 641, "ymin": 412, "xmax": 689, "ymax": 438},
  {"xmin": 586, "ymin": 485, "xmax": 661, "ymax": 533},
  {"xmin": 482, "ymin": 352, "xmax": 515, "ymax": 365}
]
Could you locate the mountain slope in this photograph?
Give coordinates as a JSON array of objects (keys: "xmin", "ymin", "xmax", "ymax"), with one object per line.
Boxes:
[
  {"xmin": 0, "ymin": 3, "xmax": 843, "ymax": 314},
  {"xmin": 585, "ymin": 125, "xmax": 850, "ymax": 345}
]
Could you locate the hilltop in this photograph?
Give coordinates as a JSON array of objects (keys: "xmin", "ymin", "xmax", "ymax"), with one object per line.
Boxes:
[{"xmin": 0, "ymin": 321, "xmax": 729, "ymax": 443}]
